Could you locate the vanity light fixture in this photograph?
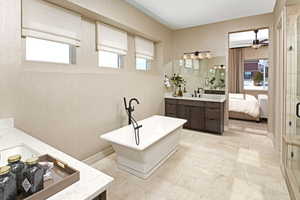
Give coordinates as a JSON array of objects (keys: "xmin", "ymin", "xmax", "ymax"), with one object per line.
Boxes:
[
  {"xmin": 183, "ymin": 51, "xmax": 212, "ymax": 60},
  {"xmin": 214, "ymin": 64, "xmax": 225, "ymax": 69}
]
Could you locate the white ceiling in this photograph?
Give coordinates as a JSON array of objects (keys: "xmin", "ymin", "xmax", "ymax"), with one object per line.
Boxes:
[{"xmin": 125, "ymin": 0, "xmax": 276, "ymax": 30}]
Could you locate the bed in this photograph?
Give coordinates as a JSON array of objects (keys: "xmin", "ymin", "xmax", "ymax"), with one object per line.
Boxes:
[{"xmin": 229, "ymin": 93, "xmax": 260, "ymax": 122}]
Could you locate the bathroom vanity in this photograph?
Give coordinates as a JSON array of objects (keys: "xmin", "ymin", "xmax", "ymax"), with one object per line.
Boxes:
[{"xmin": 165, "ymin": 94, "xmax": 225, "ymax": 134}]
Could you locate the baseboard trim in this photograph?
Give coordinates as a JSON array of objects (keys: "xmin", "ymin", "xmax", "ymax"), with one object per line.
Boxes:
[{"xmin": 83, "ymin": 146, "xmax": 114, "ymax": 165}]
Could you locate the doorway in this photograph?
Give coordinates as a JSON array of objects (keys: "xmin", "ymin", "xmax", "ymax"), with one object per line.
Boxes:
[{"xmin": 227, "ymin": 28, "xmax": 270, "ymax": 135}]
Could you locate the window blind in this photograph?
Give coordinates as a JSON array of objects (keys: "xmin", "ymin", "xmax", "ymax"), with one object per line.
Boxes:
[
  {"xmin": 135, "ymin": 36, "xmax": 154, "ymax": 60},
  {"xmin": 96, "ymin": 22, "xmax": 128, "ymax": 55},
  {"xmin": 22, "ymin": 0, "xmax": 82, "ymax": 46}
]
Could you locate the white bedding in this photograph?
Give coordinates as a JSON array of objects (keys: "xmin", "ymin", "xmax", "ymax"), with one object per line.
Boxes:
[{"xmin": 229, "ymin": 93, "xmax": 260, "ymax": 118}]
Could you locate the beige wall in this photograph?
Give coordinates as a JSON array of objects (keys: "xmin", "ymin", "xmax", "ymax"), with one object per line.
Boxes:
[
  {"xmin": 0, "ymin": 1, "xmax": 21, "ymax": 118},
  {"xmin": 244, "ymin": 46, "xmax": 269, "ymax": 60},
  {"xmin": 272, "ymin": 0, "xmax": 286, "ymax": 152},
  {"xmin": 14, "ymin": 0, "xmax": 172, "ymax": 160},
  {"xmin": 274, "ymin": 0, "xmax": 286, "ymax": 21}
]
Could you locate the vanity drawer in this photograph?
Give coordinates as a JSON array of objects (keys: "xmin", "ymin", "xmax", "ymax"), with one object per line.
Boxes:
[
  {"xmin": 165, "ymin": 101, "xmax": 177, "ymax": 115},
  {"xmin": 165, "ymin": 98, "xmax": 177, "ymax": 104},
  {"xmin": 205, "ymin": 102, "xmax": 221, "ymax": 108},
  {"xmin": 177, "ymin": 99, "xmax": 205, "ymax": 107}
]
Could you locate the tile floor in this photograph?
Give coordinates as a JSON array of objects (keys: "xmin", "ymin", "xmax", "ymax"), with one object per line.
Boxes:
[{"xmin": 92, "ymin": 120, "xmax": 290, "ymax": 200}]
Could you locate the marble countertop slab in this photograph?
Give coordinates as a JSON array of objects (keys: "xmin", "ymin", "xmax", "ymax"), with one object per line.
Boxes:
[
  {"xmin": 0, "ymin": 119, "xmax": 113, "ymax": 200},
  {"xmin": 164, "ymin": 93, "xmax": 226, "ymax": 103}
]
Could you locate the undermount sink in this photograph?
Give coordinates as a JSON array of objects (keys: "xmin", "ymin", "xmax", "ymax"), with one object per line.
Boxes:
[{"xmin": 0, "ymin": 144, "xmax": 39, "ymax": 166}]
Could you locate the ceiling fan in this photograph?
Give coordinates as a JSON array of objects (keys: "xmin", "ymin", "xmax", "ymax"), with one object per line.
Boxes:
[{"xmin": 252, "ymin": 29, "xmax": 269, "ymax": 49}]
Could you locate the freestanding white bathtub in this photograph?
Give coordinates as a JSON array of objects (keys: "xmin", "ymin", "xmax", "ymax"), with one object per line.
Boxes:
[{"xmin": 100, "ymin": 115, "xmax": 187, "ymax": 179}]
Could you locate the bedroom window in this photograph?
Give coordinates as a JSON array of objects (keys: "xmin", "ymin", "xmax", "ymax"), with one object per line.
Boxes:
[
  {"xmin": 181, "ymin": 59, "xmax": 199, "ymax": 70},
  {"xmin": 244, "ymin": 59, "xmax": 268, "ymax": 90},
  {"xmin": 184, "ymin": 59, "xmax": 193, "ymax": 69}
]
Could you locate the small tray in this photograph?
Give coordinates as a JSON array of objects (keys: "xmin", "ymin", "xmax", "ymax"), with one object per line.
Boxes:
[{"xmin": 19, "ymin": 154, "xmax": 80, "ymax": 200}]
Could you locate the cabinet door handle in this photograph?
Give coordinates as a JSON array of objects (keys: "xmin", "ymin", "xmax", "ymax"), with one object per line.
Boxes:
[{"xmin": 297, "ymin": 103, "xmax": 300, "ymax": 118}]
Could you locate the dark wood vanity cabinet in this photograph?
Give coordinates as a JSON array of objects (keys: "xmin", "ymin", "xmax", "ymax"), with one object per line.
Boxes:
[{"xmin": 165, "ymin": 98, "xmax": 224, "ymax": 134}]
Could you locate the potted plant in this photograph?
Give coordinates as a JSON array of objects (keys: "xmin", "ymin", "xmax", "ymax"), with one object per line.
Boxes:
[
  {"xmin": 253, "ymin": 71, "xmax": 263, "ymax": 86},
  {"xmin": 170, "ymin": 74, "xmax": 186, "ymax": 96}
]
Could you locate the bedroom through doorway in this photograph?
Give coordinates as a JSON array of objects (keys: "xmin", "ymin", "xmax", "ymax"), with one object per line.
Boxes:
[{"xmin": 227, "ymin": 28, "xmax": 269, "ymax": 135}]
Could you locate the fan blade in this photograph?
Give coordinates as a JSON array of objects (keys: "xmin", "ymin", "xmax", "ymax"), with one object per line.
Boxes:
[{"xmin": 259, "ymin": 39, "xmax": 269, "ymax": 44}]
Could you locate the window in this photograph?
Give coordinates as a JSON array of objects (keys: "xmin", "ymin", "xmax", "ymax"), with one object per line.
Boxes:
[
  {"xmin": 181, "ymin": 59, "xmax": 199, "ymax": 70},
  {"xmin": 184, "ymin": 59, "xmax": 193, "ymax": 69},
  {"xmin": 98, "ymin": 50, "xmax": 123, "ymax": 68},
  {"xmin": 135, "ymin": 36, "xmax": 154, "ymax": 71},
  {"xmin": 96, "ymin": 23, "xmax": 128, "ymax": 69},
  {"xmin": 243, "ymin": 59, "xmax": 268, "ymax": 90},
  {"xmin": 25, "ymin": 37, "xmax": 75, "ymax": 64},
  {"xmin": 136, "ymin": 57, "xmax": 151, "ymax": 70}
]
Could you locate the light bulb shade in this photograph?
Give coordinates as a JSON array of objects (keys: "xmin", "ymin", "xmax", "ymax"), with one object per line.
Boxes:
[
  {"xmin": 190, "ymin": 54, "xmax": 195, "ymax": 59},
  {"xmin": 206, "ymin": 53, "xmax": 212, "ymax": 59},
  {"xmin": 198, "ymin": 53, "xmax": 205, "ymax": 59},
  {"xmin": 183, "ymin": 54, "xmax": 188, "ymax": 59}
]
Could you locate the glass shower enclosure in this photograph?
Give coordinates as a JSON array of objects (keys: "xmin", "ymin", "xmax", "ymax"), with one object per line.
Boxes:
[{"xmin": 283, "ymin": 3, "xmax": 300, "ymax": 200}]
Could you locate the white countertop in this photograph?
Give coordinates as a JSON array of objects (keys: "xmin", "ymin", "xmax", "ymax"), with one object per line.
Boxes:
[
  {"xmin": 164, "ymin": 93, "xmax": 226, "ymax": 103},
  {"xmin": 0, "ymin": 119, "xmax": 113, "ymax": 200}
]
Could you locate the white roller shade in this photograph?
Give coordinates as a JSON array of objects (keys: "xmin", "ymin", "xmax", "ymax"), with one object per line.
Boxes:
[
  {"xmin": 96, "ymin": 22, "xmax": 128, "ymax": 55},
  {"xmin": 135, "ymin": 36, "xmax": 154, "ymax": 60},
  {"xmin": 22, "ymin": 0, "xmax": 81, "ymax": 46}
]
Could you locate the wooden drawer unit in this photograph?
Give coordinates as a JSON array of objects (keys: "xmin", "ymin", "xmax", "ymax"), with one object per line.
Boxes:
[
  {"xmin": 165, "ymin": 98, "xmax": 177, "ymax": 116},
  {"xmin": 177, "ymin": 99, "xmax": 205, "ymax": 107},
  {"xmin": 205, "ymin": 102, "xmax": 221, "ymax": 108},
  {"xmin": 165, "ymin": 98, "xmax": 224, "ymax": 135},
  {"xmin": 165, "ymin": 98, "xmax": 177, "ymax": 104}
]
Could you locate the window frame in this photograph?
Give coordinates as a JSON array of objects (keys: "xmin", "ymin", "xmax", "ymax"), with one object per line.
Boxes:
[
  {"xmin": 181, "ymin": 59, "xmax": 200, "ymax": 71},
  {"xmin": 98, "ymin": 50, "xmax": 124, "ymax": 69},
  {"xmin": 135, "ymin": 57, "xmax": 152, "ymax": 71},
  {"xmin": 24, "ymin": 37, "xmax": 76, "ymax": 65},
  {"xmin": 243, "ymin": 58, "xmax": 269, "ymax": 91}
]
